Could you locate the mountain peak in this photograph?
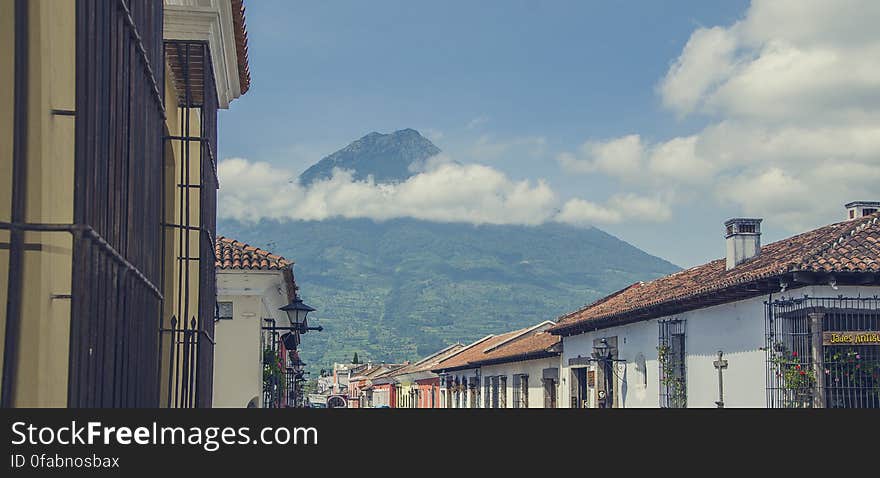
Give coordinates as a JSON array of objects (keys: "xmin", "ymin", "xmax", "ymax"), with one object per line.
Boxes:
[{"xmin": 299, "ymin": 129, "xmax": 441, "ymax": 186}]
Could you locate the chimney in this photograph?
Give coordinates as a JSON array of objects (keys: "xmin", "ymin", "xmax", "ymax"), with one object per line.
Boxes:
[
  {"xmin": 845, "ymin": 201, "xmax": 879, "ymax": 220},
  {"xmin": 724, "ymin": 218, "xmax": 762, "ymax": 270}
]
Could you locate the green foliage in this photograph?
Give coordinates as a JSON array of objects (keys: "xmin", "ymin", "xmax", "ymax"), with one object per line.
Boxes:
[
  {"xmin": 262, "ymin": 346, "xmax": 282, "ymax": 394},
  {"xmin": 352, "ymin": 352, "xmax": 359, "ymax": 364},
  {"xmin": 769, "ymin": 342, "xmax": 815, "ymax": 408},
  {"xmin": 657, "ymin": 344, "xmax": 686, "ymax": 408},
  {"xmin": 824, "ymin": 348, "xmax": 880, "ymax": 394},
  {"xmin": 220, "ymin": 217, "xmax": 679, "ymax": 376}
]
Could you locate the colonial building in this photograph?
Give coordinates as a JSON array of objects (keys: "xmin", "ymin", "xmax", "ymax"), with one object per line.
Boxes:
[
  {"xmin": 432, "ymin": 322, "xmax": 559, "ymax": 408},
  {"xmin": 550, "ymin": 205, "xmax": 880, "ymax": 408},
  {"xmin": 213, "ymin": 237, "xmax": 316, "ymax": 408},
  {"xmin": 368, "ymin": 364, "xmax": 408, "ymax": 408},
  {"xmin": 384, "ymin": 344, "xmax": 465, "ymax": 409},
  {"xmin": 347, "ymin": 363, "xmax": 400, "ymax": 408},
  {"xmin": 469, "ymin": 327, "xmax": 561, "ymax": 408},
  {"xmin": 0, "ymin": 0, "xmax": 251, "ymax": 407}
]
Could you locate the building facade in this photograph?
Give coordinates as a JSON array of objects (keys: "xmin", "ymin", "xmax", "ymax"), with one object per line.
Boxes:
[
  {"xmin": 213, "ymin": 237, "xmax": 313, "ymax": 408},
  {"xmin": 432, "ymin": 322, "xmax": 560, "ymax": 408},
  {"xmin": 0, "ymin": 0, "xmax": 250, "ymax": 407},
  {"xmin": 551, "ymin": 206, "xmax": 880, "ymax": 408}
]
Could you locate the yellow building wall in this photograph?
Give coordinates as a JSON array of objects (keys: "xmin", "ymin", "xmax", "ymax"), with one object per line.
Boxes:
[{"xmin": 4, "ymin": 0, "xmax": 76, "ymax": 407}]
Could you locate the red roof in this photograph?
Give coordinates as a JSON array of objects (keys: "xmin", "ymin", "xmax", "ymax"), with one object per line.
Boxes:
[
  {"xmin": 551, "ymin": 213, "xmax": 880, "ymax": 335},
  {"xmin": 431, "ymin": 325, "xmax": 560, "ymax": 372},
  {"xmin": 470, "ymin": 331, "xmax": 560, "ymax": 366},
  {"xmin": 215, "ymin": 236, "xmax": 291, "ymax": 270},
  {"xmin": 230, "ymin": 0, "xmax": 251, "ymax": 94}
]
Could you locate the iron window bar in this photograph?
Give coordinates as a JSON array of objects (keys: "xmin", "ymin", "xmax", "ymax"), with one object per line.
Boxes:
[{"xmin": 765, "ymin": 296, "xmax": 880, "ymax": 408}]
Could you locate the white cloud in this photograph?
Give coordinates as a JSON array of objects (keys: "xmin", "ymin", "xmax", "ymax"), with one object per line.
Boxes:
[
  {"xmin": 219, "ymin": 157, "xmax": 672, "ymax": 227},
  {"xmin": 558, "ymin": 135, "xmax": 645, "ymax": 180},
  {"xmin": 556, "ymin": 194, "xmax": 672, "ymax": 225},
  {"xmin": 560, "ymin": 0, "xmax": 880, "ymax": 231},
  {"xmin": 659, "ymin": 26, "xmax": 739, "ymax": 116},
  {"xmin": 220, "ymin": 158, "xmax": 559, "ymax": 226}
]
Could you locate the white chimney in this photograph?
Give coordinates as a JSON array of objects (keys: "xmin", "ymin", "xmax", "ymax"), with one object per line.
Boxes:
[
  {"xmin": 845, "ymin": 201, "xmax": 879, "ymax": 220},
  {"xmin": 725, "ymin": 218, "xmax": 762, "ymax": 270}
]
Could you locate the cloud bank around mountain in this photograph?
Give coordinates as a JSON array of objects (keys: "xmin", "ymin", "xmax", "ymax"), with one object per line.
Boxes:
[
  {"xmin": 557, "ymin": 0, "xmax": 880, "ymax": 231},
  {"xmin": 218, "ymin": 157, "xmax": 664, "ymax": 226}
]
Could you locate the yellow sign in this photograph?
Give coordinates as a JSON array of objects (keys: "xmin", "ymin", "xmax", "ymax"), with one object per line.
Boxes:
[{"xmin": 823, "ymin": 331, "xmax": 880, "ymax": 346}]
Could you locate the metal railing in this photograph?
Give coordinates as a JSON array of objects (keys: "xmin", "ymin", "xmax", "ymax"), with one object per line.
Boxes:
[
  {"xmin": 766, "ymin": 296, "xmax": 880, "ymax": 408},
  {"xmin": 161, "ymin": 40, "xmax": 219, "ymax": 408}
]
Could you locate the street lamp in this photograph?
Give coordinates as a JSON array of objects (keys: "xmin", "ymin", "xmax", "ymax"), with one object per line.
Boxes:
[
  {"xmin": 280, "ymin": 297, "xmax": 315, "ymax": 328},
  {"xmin": 278, "ymin": 297, "xmax": 323, "ymax": 333},
  {"xmin": 592, "ymin": 338, "xmax": 614, "ymax": 408},
  {"xmin": 592, "ymin": 338, "xmax": 610, "ymax": 361}
]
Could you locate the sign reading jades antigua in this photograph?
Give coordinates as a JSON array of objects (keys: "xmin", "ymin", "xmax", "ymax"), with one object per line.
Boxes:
[{"xmin": 823, "ymin": 331, "xmax": 880, "ymax": 346}]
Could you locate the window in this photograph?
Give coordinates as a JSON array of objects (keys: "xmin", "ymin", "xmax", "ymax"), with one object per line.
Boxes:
[
  {"xmin": 490, "ymin": 377, "xmax": 499, "ymax": 408},
  {"xmin": 217, "ymin": 301, "xmax": 233, "ymax": 320},
  {"xmin": 499, "ymin": 376, "xmax": 507, "ymax": 408},
  {"xmin": 739, "ymin": 224, "xmax": 756, "ymax": 233},
  {"xmin": 658, "ymin": 319, "xmax": 687, "ymax": 408},
  {"xmin": 863, "ymin": 208, "xmax": 877, "ymax": 216},
  {"xmin": 512, "ymin": 374, "xmax": 529, "ymax": 408},
  {"xmin": 484, "ymin": 376, "xmax": 491, "ymax": 408}
]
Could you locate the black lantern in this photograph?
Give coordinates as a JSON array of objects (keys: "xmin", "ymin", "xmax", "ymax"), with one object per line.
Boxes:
[
  {"xmin": 279, "ymin": 297, "xmax": 315, "ymax": 329},
  {"xmin": 592, "ymin": 338, "xmax": 610, "ymax": 360}
]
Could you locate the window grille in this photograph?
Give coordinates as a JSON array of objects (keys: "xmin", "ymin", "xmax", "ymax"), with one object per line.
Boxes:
[
  {"xmin": 491, "ymin": 376, "xmax": 499, "ymax": 408},
  {"xmin": 499, "ymin": 376, "xmax": 507, "ymax": 408},
  {"xmin": 512, "ymin": 374, "xmax": 529, "ymax": 408},
  {"xmin": 766, "ymin": 297, "xmax": 880, "ymax": 408},
  {"xmin": 512, "ymin": 375, "xmax": 521, "ymax": 408},
  {"xmin": 484, "ymin": 376, "xmax": 491, "ymax": 408},
  {"xmin": 658, "ymin": 319, "xmax": 687, "ymax": 408}
]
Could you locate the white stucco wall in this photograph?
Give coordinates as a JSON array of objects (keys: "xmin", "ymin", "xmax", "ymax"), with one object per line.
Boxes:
[
  {"xmin": 213, "ymin": 270, "xmax": 291, "ymax": 408},
  {"xmin": 480, "ymin": 356, "xmax": 562, "ymax": 408},
  {"xmin": 559, "ymin": 285, "xmax": 879, "ymax": 408}
]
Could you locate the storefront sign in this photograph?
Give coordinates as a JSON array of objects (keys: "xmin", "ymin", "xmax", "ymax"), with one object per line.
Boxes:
[
  {"xmin": 823, "ymin": 331, "xmax": 880, "ymax": 346},
  {"xmin": 587, "ymin": 370, "xmax": 595, "ymax": 387}
]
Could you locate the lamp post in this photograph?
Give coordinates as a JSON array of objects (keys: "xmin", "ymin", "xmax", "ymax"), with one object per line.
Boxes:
[
  {"xmin": 260, "ymin": 297, "xmax": 321, "ymax": 408},
  {"xmin": 591, "ymin": 338, "xmax": 616, "ymax": 408}
]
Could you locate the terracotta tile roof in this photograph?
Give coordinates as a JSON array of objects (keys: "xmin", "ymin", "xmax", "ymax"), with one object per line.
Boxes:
[
  {"xmin": 470, "ymin": 331, "xmax": 560, "ymax": 366},
  {"xmin": 230, "ymin": 0, "xmax": 251, "ymax": 94},
  {"xmin": 215, "ymin": 236, "xmax": 291, "ymax": 270},
  {"xmin": 551, "ymin": 212, "xmax": 880, "ymax": 335},
  {"xmin": 431, "ymin": 328, "xmax": 537, "ymax": 372},
  {"xmin": 390, "ymin": 344, "xmax": 467, "ymax": 377}
]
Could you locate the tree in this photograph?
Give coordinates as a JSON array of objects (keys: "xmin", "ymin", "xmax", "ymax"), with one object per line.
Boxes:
[{"xmin": 352, "ymin": 352, "xmax": 359, "ymax": 364}]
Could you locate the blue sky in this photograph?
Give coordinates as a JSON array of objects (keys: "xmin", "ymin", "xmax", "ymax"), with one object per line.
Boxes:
[{"xmin": 218, "ymin": 0, "xmax": 880, "ymax": 267}]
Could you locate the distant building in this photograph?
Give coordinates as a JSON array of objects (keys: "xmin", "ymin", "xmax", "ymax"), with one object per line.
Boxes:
[
  {"xmin": 550, "ymin": 205, "xmax": 880, "ymax": 408},
  {"xmin": 431, "ymin": 322, "xmax": 561, "ymax": 408},
  {"xmin": 347, "ymin": 363, "xmax": 403, "ymax": 408},
  {"xmin": 383, "ymin": 345, "xmax": 465, "ymax": 408}
]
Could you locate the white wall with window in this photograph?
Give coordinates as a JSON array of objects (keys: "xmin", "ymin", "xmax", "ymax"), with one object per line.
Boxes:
[
  {"xmin": 558, "ymin": 285, "xmax": 878, "ymax": 408},
  {"xmin": 479, "ymin": 356, "xmax": 561, "ymax": 408},
  {"xmin": 214, "ymin": 270, "xmax": 292, "ymax": 408}
]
